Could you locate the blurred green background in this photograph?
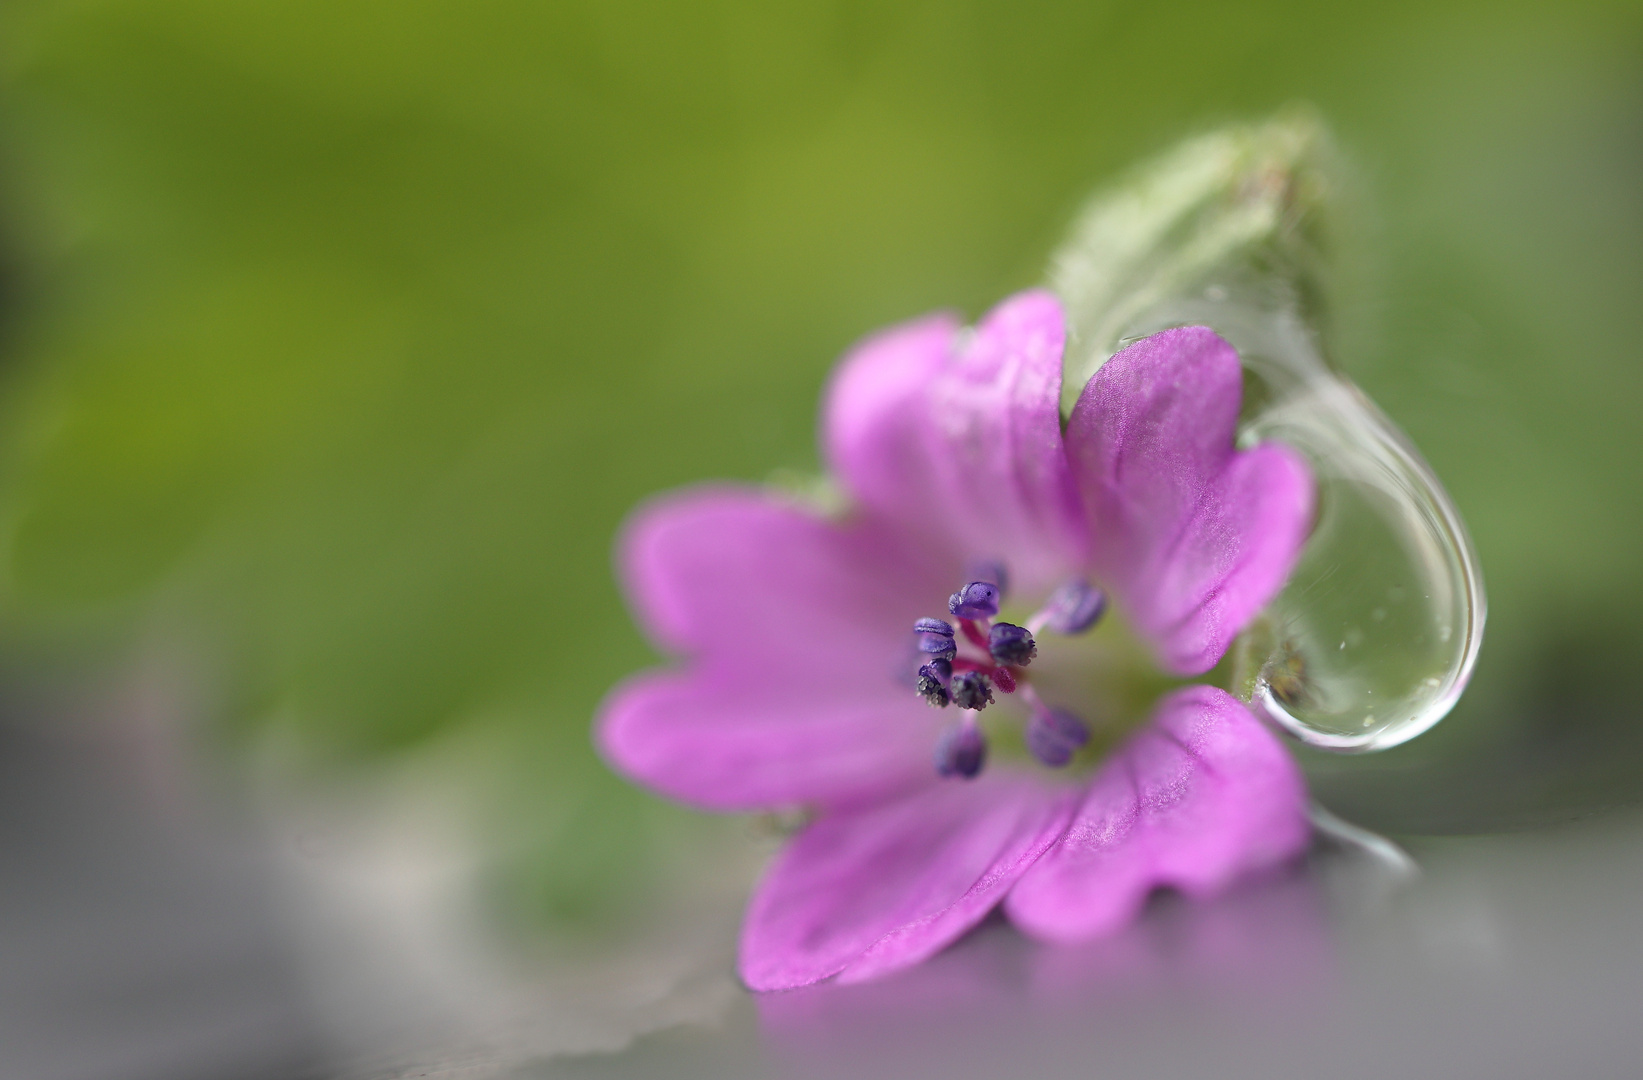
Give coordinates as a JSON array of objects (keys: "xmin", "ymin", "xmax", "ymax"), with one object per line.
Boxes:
[{"xmin": 0, "ymin": 0, "xmax": 1639, "ymax": 931}]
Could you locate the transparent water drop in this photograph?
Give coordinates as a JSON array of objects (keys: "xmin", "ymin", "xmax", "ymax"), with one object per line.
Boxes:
[{"xmin": 1048, "ymin": 114, "xmax": 1484, "ymax": 752}]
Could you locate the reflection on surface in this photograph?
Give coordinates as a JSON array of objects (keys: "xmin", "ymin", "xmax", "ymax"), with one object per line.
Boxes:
[
  {"xmin": 758, "ymin": 867, "xmax": 1337, "ymax": 1073},
  {"xmin": 536, "ymin": 813, "xmax": 1643, "ymax": 1080},
  {"xmin": 16, "ymin": 703, "xmax": 1643, "ymax": 1080}
]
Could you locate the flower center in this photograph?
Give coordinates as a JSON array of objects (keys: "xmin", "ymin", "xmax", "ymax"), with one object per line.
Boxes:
[{"xmin": 910, "ymin": 567, "xmax": 1112, "ymax": 779}]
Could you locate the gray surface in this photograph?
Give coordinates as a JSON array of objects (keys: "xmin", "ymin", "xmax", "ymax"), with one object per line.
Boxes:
[
  {"xmin": 0, "ymin": 722, "xmax": 326, "ymax": 1080},
  {"xmin": 10, "ymin": 713, "xmax": 1643, "ymax": 1080},
  {"xmin": 529, "ymin": 821, "xmax": 1643, "ymax": 1080}
]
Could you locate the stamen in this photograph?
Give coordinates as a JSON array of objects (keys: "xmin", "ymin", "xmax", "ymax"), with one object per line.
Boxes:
[
  {"xmin": 949, "ymin": 670, "xmax": 994, "ymax": 711},
  {"xmin": 915, "ymin": 659, "xmax": 952, "ymax": 708},
  {"xmin": 904, "ymin": 568, "xmax": 1093, "ymax": 778},
  {"xmin": 1030, "ymin": 580, "xmax": 1108, "ymax": 636},
  {"xmin": 913, "ymin": 617, "xmax": 957, "ymax": 660},
  {"xmin": 948, "ymin": 581, "xmax": 1001, "ymax": 620},
  {"xmin": 957, "ymin": 618, "xmax": 990, "ymax": 651},
  {"xmin": 988, "ymin": 622, "xmax": 1037, "ymax": 667},
  {"xmin": 1025, "ymin": 705, "xmax": 1091, "ymax": 767},
  {"xmin": 935, "ymin": 717, "xmax": 987, "ymax": 779},
  {"xmin": 965, "ymin": 560, "xmax": 1009, "ymax": 598}
]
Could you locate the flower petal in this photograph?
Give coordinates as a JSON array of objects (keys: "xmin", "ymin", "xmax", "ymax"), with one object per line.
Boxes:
[
  {"xmin": 1003, "ymin": 686, "xmax": 1310, "ymax": 944},
  {"xmin": 616, "ymin": 485, "xmax": 946, "ymax": 666},
  {"xmin": 823, "ymin": 290, "xmax": 1085, "ymax": 594},
  {"xmin": 597, "ymin": 667, "xmax": 936, "ymax": 812},
  {"xmin": 739, "ymin": 772, "xmax": 1074, "ymax": 990},
  {"xmin": 604, "ymin": 486, "xmax": 952, "ymax": 811},
  {"xmin": 1065, "ymin": 327, "xmax": 1314, "ymax": 673}
]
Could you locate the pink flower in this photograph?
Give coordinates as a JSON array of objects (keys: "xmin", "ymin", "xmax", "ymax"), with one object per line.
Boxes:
[{"xmin": 597, "ymin": 290, "xmax": 1316, "ymax": 990}]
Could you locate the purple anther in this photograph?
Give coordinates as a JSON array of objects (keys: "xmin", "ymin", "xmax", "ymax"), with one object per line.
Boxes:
[
  {"xmin": 965, "ymin": 560, "xmax": 1010, "ymax": 598},
  {"xmin": 919, "ymin": 657, "xmax": 952, "ymax": 687},
  {"xmin": 949, "ymin": 670, "xmax": 994, "ymax": 711},
  {"xmin": 1038, "ymin": 580, "xmax": 1107, "ymax": 635},
  {"xmin": 913, "ymin": 617, "xmax": 957, "ymax": 660},
  {"xmin": 1025, "ymin": 706, "xmax": 1091, "ymax": 767},
  {"xmin": 935, "ymin": 722, "xmax": 987, "ymax": 779},
  {"xmin": 988, "ymin": 622, "xmax": 1037, "ymax": 667},
  {"xmin": 915, "ymin": 659, "xmax": 952, "ymax": 708},
  {"xmin": 948, "ymin": 581, "xmax": 1001, "ymax": 620}
]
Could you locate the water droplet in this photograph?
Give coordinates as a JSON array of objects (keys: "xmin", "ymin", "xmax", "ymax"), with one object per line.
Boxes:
[
  {"xmin": 1226, "ymin": 321, "xmax": 1484, "ymax": 752},
  {"xmin": 1047, "ymin": 115, "xmax": 1484, "ymax": 753}
]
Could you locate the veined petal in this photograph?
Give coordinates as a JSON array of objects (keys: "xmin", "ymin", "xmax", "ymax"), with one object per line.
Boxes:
[
  {"xmin": 617, "ymin": 485, "xmax": 945, "ymax": 666},
  {"xmin": 739, "ymin": 773, "xmax": 1074, "ymax": 990},
  {"xmin": 1144, "ymin": 443, "xmax": 1313, "ymax": 673},
  {"xmin": 1003, "ymin": 686, "xmax": 1310, "ymax": 943},
  {"xmin": 1065, "ymin": 327, "xmax": 1313, "ymax": 674},
  {"xmin": 596, "ymin": 667, "xmax": 935, "ymax": 812},
  {"xmin": 606, "ymin": 486, "xmax": 949, "ymax": 811},
  {"xmin": 823, "ymin": 290, "xmax": 1086, "ymax": 594}
]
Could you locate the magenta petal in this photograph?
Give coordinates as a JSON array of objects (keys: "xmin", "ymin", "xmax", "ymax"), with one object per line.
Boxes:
[
  {"xmin": 597, "ymin": 668, "xmax": 934, "ymax": 811},
  {"xmin": 739, "ymin": 773, "xmax": 1074, "ymax": 990},
  {"xmin": 1065, "ymin": 327, "xmax": 1314, "ymax": 674},
  {"xmin": 616, "ymin": 485, "xmax": 945, "ymax": 666},
  {"xmin": 823, "ymin": 290, "xmax": 1085, "ymax": 593},
  {"xmin": 603, "ymin": 485, "xmax": 949, "ymax": 811},
  {"xmin": 1004, "ymin": 686, "xmax": 1310, "ymax": 944},
  {"xmin": 1145, "ymin": 442, "xmax": 1314, "ymax": 673}
]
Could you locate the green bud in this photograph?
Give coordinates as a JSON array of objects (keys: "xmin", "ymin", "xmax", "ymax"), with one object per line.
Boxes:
[{"xmin": 1051, "ymin": 109, "xmax": 1348, "ymax": 414}]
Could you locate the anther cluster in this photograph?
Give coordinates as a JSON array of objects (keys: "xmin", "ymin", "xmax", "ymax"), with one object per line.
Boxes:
[{"xmin": 906, "ymin": 569, "xmax": 1107, "ymax": 779}]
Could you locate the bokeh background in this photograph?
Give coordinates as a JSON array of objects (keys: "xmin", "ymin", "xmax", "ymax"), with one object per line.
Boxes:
[{"xmin": 0, "ymin": 1, "xmax": 1640, "ymax": 1077}]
